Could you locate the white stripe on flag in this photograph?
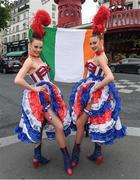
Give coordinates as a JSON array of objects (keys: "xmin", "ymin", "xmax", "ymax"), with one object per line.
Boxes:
[{"xmin": 55, "ymin": 28, "xmax": 86, "ymax": 82}]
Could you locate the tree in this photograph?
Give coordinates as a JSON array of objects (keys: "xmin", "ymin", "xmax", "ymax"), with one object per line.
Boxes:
[{"xmin": 0, "ymin": 0, "xmax": 11, "ymax": 30}]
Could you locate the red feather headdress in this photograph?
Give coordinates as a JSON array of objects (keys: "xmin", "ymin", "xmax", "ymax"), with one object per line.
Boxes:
[
  {"xmin": 92, "ymin": 6, "xmax": 110, "ymax": 33},
  {"xmin": 31, "ymin": 9, "xmax": 51, "ymax": 39}
]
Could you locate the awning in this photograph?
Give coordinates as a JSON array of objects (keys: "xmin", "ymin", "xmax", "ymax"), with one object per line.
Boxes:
[
  {"xmin": 6, "ymin": 51, "xmax": 27, "ymax": 57},
  {"xmin": 0, "ymin": 52, "xmax": 7, "ymax": 56}
]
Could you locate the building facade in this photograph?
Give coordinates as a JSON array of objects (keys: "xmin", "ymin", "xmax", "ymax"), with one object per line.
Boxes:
[
  {"xmin": 104, "ymin": 0, "xmax": 140, "ymax": 61},
  {"xmin": 29, "ymin": 0, "xmax": 58, "ymax": 27},
  {"xmin": 103, "ymin": 0, "xmax": 140, "ymax": 10},
  {"xmin": 0, "ymin": 30, "xmax": 4, "ymax": 53},
  {"xmin": 54, "ymin": 0, "xmax": 86, "ymax": 27},
  {"xmin": 72, "ymin": 0, "xmax": 140, "ymax": 61},
  {"xmin": 2, "ymin": 0, "xmax": 58, "ymax": 53},
  {"xmin": 3, "ymin": 0, "xmax": 29, "ymax": 53}
]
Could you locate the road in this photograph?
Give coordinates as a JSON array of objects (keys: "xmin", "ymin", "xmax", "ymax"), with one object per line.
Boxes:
[{"xmin": 0, "ymin": 72, "xmax": 140, "ymax": 179}]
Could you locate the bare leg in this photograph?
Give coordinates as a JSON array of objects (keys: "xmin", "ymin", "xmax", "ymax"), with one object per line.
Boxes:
[
  {"xmin": 45, "ymin": 108, "xmax": 72, "ymax": 175},
  {"xmin": 75, "ymin": 113, "xmax": 88, "ymax": 144},
  {"xmin": 45, "ymin": 108, "xmax": 66, "ymax": 148},
  {"xmin": 71, "ymin": 103, "xmax": 91, "ymax": 167},
  {"xmin": 75, "ymin": 103, "xmax": 91, "ymax": 144}
]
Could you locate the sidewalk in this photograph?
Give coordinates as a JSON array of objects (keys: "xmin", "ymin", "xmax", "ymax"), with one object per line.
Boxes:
[{"xmin": 0, "ymin": 133, "xmax": 140, "ymax": 179}]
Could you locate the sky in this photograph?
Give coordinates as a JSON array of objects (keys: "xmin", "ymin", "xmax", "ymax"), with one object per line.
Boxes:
[
  {"xmin": 9, "ymin": 0, "xmax": 98, "ymax": 24},
  {"xmin": 82, "ymin": 0, "xmax": 98, "ymax": 23}
]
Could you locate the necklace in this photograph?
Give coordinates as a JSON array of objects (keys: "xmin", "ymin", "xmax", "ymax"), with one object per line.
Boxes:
[
  {"xmin": 29, "ymin": 52, "xmax": 40, "ymax": 58},
  {"xmin": 96, "ymin": 49, "xmax": 104, "ymax": 56}
]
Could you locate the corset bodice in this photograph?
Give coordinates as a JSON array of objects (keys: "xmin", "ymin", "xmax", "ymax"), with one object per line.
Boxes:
[
  {"xmin": 29, "ymin": 65, "xmax": 50, "ymax": 83},
  {"xmin": 85, "ymin": 60, "xmax": 104, "ymax": 77}
]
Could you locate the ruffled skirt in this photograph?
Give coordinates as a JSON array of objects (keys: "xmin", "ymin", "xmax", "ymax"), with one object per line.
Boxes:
[
  {"xmin": 15, "ymin": 81, "xmax": 71, "ymax": 143},
  {"xmin": 69, "ymin": 74, "xmax": 126, "ymax": 145}
]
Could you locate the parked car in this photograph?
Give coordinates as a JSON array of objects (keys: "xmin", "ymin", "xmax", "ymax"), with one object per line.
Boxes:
[
  {"xmin": 109, "ymin": 58, "xmax": 140, "ymax": 74},
  {"xmin": 0, "ymin": 59, "xmax": 22, "ymax": 73}
]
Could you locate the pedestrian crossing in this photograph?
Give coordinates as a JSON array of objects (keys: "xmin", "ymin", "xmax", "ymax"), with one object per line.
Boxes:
[{"xmin": 114, "ymin": 79, "xmax": 140, "ymax": 94}]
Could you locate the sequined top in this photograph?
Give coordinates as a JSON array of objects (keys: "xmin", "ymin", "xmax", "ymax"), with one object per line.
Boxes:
[
  {"xmin": 29, "ymin": 65, "xmax": 50, "ymax": 83},
  {"xmin": 85, "ymin": 60, "xmax": 104, "ymax": 77}
]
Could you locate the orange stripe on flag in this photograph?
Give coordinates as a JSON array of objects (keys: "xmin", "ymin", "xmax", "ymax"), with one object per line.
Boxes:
[{"xmin": 83, "ymin": 29, "xmax": 95, "ymax": 78}]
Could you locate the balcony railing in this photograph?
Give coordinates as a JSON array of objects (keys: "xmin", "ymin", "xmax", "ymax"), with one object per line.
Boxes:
[{"xmin": 106, "ymin": 9, "xmax": 140, "ymax": 30}]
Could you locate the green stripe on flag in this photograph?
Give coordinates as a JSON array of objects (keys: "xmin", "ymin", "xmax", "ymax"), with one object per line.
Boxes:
[
  {"xmin": 41, "ymin": 27, "xmax": 57, "ymax": 80},
  {"xmin": 28, "ymin": 27, "xmax": 57, "ymax": 80}
]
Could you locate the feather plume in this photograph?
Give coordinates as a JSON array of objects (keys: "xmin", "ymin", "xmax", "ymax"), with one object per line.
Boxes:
[
  {"xmin": 31, "ymin": 10, "xmax": 51, "ymax": 39},
  {"xmin": 92, "ymin": 6, "xmax": 110, "ymax": 33}
]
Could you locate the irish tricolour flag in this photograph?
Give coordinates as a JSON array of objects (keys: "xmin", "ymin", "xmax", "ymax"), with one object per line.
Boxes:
[{"xmin": 30, "ymin": 27, "xmax": 95, "ymax": 83}]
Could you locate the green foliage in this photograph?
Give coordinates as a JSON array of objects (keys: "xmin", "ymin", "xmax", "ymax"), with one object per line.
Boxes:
[
  {"xmin": 114, "ymin": 53, "xmax": 126, "ymax": 62},
  {"xmin": 0, "ymin": 0, "xmax": 11, "ymax": 30},
  {"xmin": 134, "ymin": 39, "xmax": 140, "ymax": 47}
]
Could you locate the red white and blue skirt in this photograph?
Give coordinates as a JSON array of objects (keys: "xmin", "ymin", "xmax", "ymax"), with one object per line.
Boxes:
[
  {"xmin": 15, "ymin": 81, "xmax": 71, "ymax": 143},
  {"xmin": 69, "ymin": 74, "xmax": 126, "ymax": 145}
]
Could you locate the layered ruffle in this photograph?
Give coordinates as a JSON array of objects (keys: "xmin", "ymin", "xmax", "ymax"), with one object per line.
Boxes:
[
  {"xmin": 15, "ymin": 81, "xmax": 71, "ymax": 143},
  {"xmin": 69, "ymin": 73, "xmax": 126, "ymax": 144}
]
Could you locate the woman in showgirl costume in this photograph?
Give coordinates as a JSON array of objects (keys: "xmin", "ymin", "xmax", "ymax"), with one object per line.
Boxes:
[
  {"xmin": 14, "ymin": 10, "xmax": 73, "ymax": 175},
  {"xmin": 69, "ymin": 6, "xmax": 126, "ymax": 168}
]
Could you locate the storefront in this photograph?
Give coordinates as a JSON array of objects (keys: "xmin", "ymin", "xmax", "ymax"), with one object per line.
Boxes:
[{"xmin": 6, "ymin": 39, "xmax": 28, "ymax": 53}]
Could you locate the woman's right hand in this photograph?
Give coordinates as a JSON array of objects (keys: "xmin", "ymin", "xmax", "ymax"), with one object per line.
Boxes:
[{"xmin": 32, "ymin": 86, "xmax": 46, "ymax": 92}]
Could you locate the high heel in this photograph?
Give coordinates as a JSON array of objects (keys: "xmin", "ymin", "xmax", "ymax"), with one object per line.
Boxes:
[
  {"xmin": 32, "ymin": 157, "xmax": 50, "ymax": 168},
  {"xmin": 87, "ymin": 143, "xmax": 104, "ymax": 165},
  {"xmin": 32, "ymin": 144, "xmax": 50, "ymax": 168},
  {"xmin": 95, "ymin": 155, "xmax": 104, "ymax": 165},
  {"xmin": 32, "ymin": 159, "xmax": 40, "ymax": 168},
  {"xmin": 60, "ymin": 147, "xmax": 73, "ymax": 176},
  {"xmin": 64, "ymin": 154, "xmax": 73, "ymax": 175},
  {"xmin": 71, "ymin": 143, "xmax": 80, "ymax": 168}
]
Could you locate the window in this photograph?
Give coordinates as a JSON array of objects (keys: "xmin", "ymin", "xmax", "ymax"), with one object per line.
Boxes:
[
  {"xmin": 52, "ymin": 4, "xmax": 56, "ymax": 11},
  {"xmin": 24, "ymin": 12, "xmax": 26, "ymax": 19},
  {"xmin": 64, "ymin": 10, "xmax": 69, "ymax": 16},
  {"xmin": 126, "ymin": 3, "xmax": 133, "ymax": 10},
  {"xmin": 13, "ymin": 27, "xmax": 15, "ymax": 33},
  {"xmin": 13, "ymin": 35, "xmax": 15, "ymax": 41},
  {"xmin": 59, "ymin": 11, "xmax": 63, "ymax": 17},
  {"xmin": 121, "ymin": 59, "xmax": 128, "ymax": 63},
  {"xmin": 71, "ymin": 10, "xmax": 75, "ymax": 16},
  {"xmin": 16, "ymin": 34, "xmax": 20, "ymax": 41},
  {"xmin": 4, "ymin": 38, "xmax": 7, "ymax": 43},
  {"xmin": 16, "ymin": 25, "xmax": 19, "ymax": 32},
  {"xmin": 15, "ymin": 8, "xmax": 18, "ymax": 13},
  {"xmin": 23, "ymin": 23, "xmax": 26, "ymax": 29},
  {"xmin": 129, "ymin": 58, "xmax": 140, "ymax": 63},
  {"xmin": 22, "ymin": 32, "xmax": 27, "ymax": 39},
  {"xmin": 26, "ymin": 11, "xmax": 29, "ymax": 18},
  {"xmin": 9, "ymin": 36, "xmax": 12, "ymax": 42},
  {"xmin": 77, "ymin": 11, "xmax": 81, "ymax": 18},
  {"xmin": 52, "ymin": 12, "xmax": 55, "ymax": 19},
  {"xmin": 13, "ymin": 18, "xmax": 15, "ymax": 23},
  {"xmin": 52, "ymin": 21, "xmax": 56, "ymax": 26},
  {"xmin": 17, "ymin": 15, "xmax": 20, "ymax": 22}
]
